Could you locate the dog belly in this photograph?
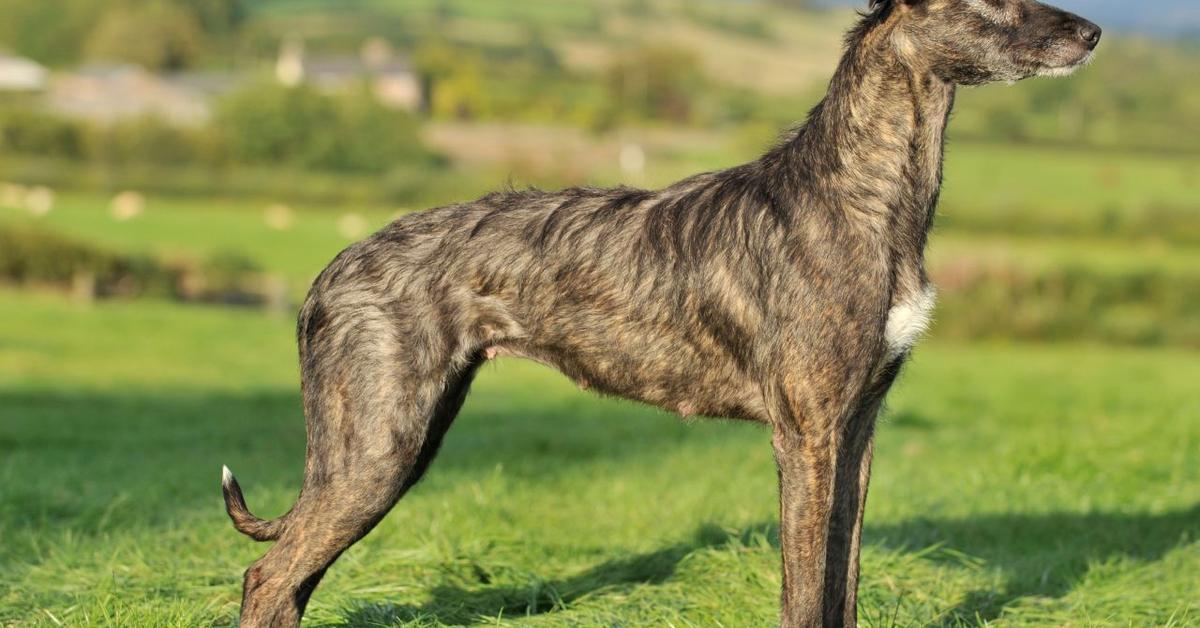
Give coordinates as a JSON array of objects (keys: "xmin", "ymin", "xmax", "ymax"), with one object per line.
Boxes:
[
  {"xmin": 454, "ymin": 237, "xmax": 768, "ymax": 421},
  {"xmin": 495, "ymin": 326, "xmax": 766, "ymax": 423}
]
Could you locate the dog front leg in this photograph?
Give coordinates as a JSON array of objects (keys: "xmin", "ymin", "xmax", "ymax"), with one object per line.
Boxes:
[
  {"xmin": 823, "ymin": 360, "xmax": 902, "ymax": 626},
  {"xmin": 822, "ymin": 417, "xmax": 875, "ymax": 627},
  {"xmin": 773, "ymin": 422, "xmax": 838, "ymax": 628}
]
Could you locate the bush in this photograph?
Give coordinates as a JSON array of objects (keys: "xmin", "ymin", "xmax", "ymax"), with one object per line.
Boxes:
[
  {"xmin": 0, "ymin": 107, "xmax": 85, "ymax": 159},
  {"xmin": 0, "ymin": 0, "xmax": 105, "ymax": 66},
  {"xmin": 0, "ymin": 224, "xmax": 178, "ymax": 298},
  {"xmin": 0, "ymin": 0, "xmax": 246, "ymax": 69},
  {"xmin": 84, "ymin": 116, "xmax": 225, "ymax": 168},
  {"xmin": 83, "ymin": 3, "xmax": 205, "ymax": 71},
  {"xmin": 605, "ymin": 45, "xmax": 703, "ymax": 124},
  {"xmin": 189, "ymin": 0, "xmax": 246, "ymax": 36},
  {"xmin": 0, "ymin": 224, "xmax": 274, "ymax": 304},
  {"xmin": 323, "ymin": 87, "xmax": 437, "ymax": 172},
  {"xmin": 931, "ymin": 261, "xmax": 1200, "ymax": 347},
  {"xmin": 415, "ymin": 39, "xmax": 492, "ymax": 121},
  {"xmin": 216, "ymin": 83, "xmax": 438, "ymax": 173},
  {"xmin": 196, "ymin": 249, "xmax": 262, "ymax": 300}
]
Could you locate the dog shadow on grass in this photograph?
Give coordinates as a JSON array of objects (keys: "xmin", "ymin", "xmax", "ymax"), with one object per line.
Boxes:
[
  {"xmin": 866, "ymin": 505, "xmax": 1200, "ymax": 625},
  {"xmin": 0, "ymin": 386, "xmax": 749, "ymax": 538},
  {"xmin": 338, "ymin": 522, "xmax": 775, "ymax": 626},
  {"xmin": 338, "ymin": 505, "xmax": 1198, "ymax": 626}
]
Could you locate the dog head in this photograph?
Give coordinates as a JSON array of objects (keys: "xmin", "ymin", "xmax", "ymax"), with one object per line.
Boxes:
[{"xmin": 872, "ymin": 0, "xmax": 1101, "ymax": 84}]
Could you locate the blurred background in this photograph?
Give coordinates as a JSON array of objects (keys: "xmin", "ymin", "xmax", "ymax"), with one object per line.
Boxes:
[
  {"xmin": 0, "ymin": 0, "xmax": 1196, "ymax": 342},
  {"xmin": 1, "ymin": 1, "xmax": 1197, "ymax": 625}
]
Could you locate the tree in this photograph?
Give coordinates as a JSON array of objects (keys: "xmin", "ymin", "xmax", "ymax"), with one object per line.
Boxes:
[
  {"xmin": 216, "ymin": 82, "xmax": 436, "ymax": 173},
  {"xmin": 0, "ymin": 0, "xmax": 246, "ymax": 68},
  {"xmin": 414, "ymin": 38, "xmax": 491, "ymax": 120},
  {"xmin": 84, "ymin": 3, "xmax": 206, "ymax": 71},
  {"xmin": 189, "ymin": 0, "xmax": 247, "ymax": 35},
  {"xmin": 606, "ymin": 45, "xmax": 703, "ymax": 123},
  {"xmin": 0, "ymin": 0, "xmax": 105, "ymax": 65}
]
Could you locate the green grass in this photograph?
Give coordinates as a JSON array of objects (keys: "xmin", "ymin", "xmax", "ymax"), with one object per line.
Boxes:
[
  {"xmin": 1, "ymin": 138, "xmax": 1197, "ymax": 623},
  {"xmin": 937, "ymin": 143, "xmax": 1200, "ymax": 241},
  {"xmin": 943, "ymin": 142, "xmax": 1199, "ymax": 213},
  {"xmin": 1, "ymin": 290, "xmax": 1197, "ymax": 626},
  {"xmin": 928, "ymin": 233, "xmax": 1200, "ymax": 276},
  {"xmin": 0, "ymin": 196, "xmax": 397, "ymax": 300}
]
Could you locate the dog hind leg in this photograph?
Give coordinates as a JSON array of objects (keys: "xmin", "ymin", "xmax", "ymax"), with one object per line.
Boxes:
[{"xmin": 235, "ymin": 306, "xmax": 480, "ymax": 627}]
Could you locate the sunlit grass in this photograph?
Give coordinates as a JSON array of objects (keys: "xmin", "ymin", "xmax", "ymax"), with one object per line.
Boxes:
[{"xmin": 0, "ymin": 291, "xmax": 1196, "ymax": 625}]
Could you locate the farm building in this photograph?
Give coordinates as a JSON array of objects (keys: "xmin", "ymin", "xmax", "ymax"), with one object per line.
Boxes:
[
  {"xmin": 276, "ymin": 37, "xmax": 423, "ymax": 111},
  {"xmin": 0, "ymin": 53, "xmax": 48, "ymax": 92},
  {"xmin": 42, "ymin": 65, "xmax": 239, "ymax": 127}
]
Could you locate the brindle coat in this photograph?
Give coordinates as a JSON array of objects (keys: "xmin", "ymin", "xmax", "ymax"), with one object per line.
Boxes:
[{"xmin": 222, "ymin": 0, "xmax": 1100, "ymax": 625}]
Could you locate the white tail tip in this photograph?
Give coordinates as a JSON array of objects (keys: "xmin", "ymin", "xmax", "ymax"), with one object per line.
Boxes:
[{"xmin": 222, "ymin": 465, "xmax": 234, "ymax": 487}]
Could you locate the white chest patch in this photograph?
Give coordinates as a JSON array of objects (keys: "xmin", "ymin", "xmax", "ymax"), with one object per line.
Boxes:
[{"xmin": 884, "ymin": 285, "xmax": 937, "ymax": 360}]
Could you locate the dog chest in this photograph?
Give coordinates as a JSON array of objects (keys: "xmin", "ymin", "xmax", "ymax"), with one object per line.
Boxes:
[{"xmin": 884, "ymin": 284, "xmax": 937, "ymax": 360}]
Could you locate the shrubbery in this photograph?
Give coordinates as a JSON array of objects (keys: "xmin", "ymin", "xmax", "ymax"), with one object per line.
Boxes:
[
  {"xmin": 932, "ymin": 261, "xmax": 1200, "ymax": 347},
  {"xmin": 0, "ymin": 224, "xmax": 270, "ymax": 304},
  {"xmin": 86, "ymin": 117, "xmax": 223, "ymax": 168},
  {"xmin": 604, "ymin": 46, "xmax": 704, "ymax": 125},
  {"xmin": 216, "ymin": 83, "xmax": 438, "ymax": 173},
  {"xmin": 0, "ymin": 107, "xmax": 85, "ymax": 159},
  {"xmin": 0, "ymin": 83, "xmax": 440, "ymax": 178},
  {"xmin": 939, "ymin": 200, "xmax": 1200, "ymax": 246},
  {"xmin": 84, "ymin": 3, "xmax": 206, "ymax": 71},
  {"xmin": 0, "ymin": 0, "xmax": 244, "ymax": 69},
  {"xmin": 0, "ymin": 224, "xmax": 178, "ymax": 298}
]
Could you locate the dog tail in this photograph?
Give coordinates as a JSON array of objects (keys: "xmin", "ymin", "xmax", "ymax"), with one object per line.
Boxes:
[{"xmin": 221, "ymin": 465, "xmax": 288, "ymax": 542}]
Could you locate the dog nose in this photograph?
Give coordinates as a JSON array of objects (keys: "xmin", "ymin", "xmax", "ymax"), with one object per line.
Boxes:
[{"xmin": 1077, "ymin": 21, "xmax": 1102, "ymax": 48}]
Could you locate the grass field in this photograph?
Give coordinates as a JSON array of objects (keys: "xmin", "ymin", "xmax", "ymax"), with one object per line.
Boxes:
[
  {"xmin": 1, "ymin": 136, "xmax": 1198, "ymax": 624},
  {"xmin": 1, "ymin": 289, "xmax": 1197, "ymax": 626}
]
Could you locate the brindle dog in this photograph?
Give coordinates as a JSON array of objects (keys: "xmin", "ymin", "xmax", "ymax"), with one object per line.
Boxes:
[{"xmin": 222, "ymin": 0, "xmax": 1100, "ymax": 625}]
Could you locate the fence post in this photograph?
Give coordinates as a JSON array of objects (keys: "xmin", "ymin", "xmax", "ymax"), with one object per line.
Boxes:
[
  {"xmin": 264, "ymin": 273, "xmax": 290, "ymax": 318},
  {"xmin": 71, "ymin": 270, "xmax": 96, "ymax": 306}
]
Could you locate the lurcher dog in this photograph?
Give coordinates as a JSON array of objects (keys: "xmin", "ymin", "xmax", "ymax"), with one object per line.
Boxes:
[{"xmin": 222, "ymin": 0, "xmax": 1100, "ymax": 624}]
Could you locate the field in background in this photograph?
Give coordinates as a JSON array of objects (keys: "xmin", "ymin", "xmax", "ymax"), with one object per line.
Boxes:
[
  {"xmin": 253, "ymin": 0, "xmax": 851, "ymax": 95},
  {"xmin": 4, "ymin": 138, "xmax": 1197, "ymax": 343},
  {"xmin": 6, "ymin": 141, "xmax": 1198, "ymax": 263}
]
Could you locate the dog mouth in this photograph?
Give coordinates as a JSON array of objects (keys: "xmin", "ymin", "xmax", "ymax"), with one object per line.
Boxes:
[{"xmin": 1035, "ymin": 50, "xmax": 1095, "ymax": 78}]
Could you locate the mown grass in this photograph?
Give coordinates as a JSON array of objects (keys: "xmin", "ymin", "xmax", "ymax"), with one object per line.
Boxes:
[
  {"xmin": 1, "ymin": 290, "xmax": 1197, "ymax": 626},
  {"xmin": 937, "ymin": 143, "xmax": 1200, "ymax": 241}
]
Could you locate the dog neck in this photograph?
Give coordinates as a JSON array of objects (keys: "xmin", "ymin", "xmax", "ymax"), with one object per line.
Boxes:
[{"xmin": 770, "ymin": 11, "xmax": 956, "ymax": 279}]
